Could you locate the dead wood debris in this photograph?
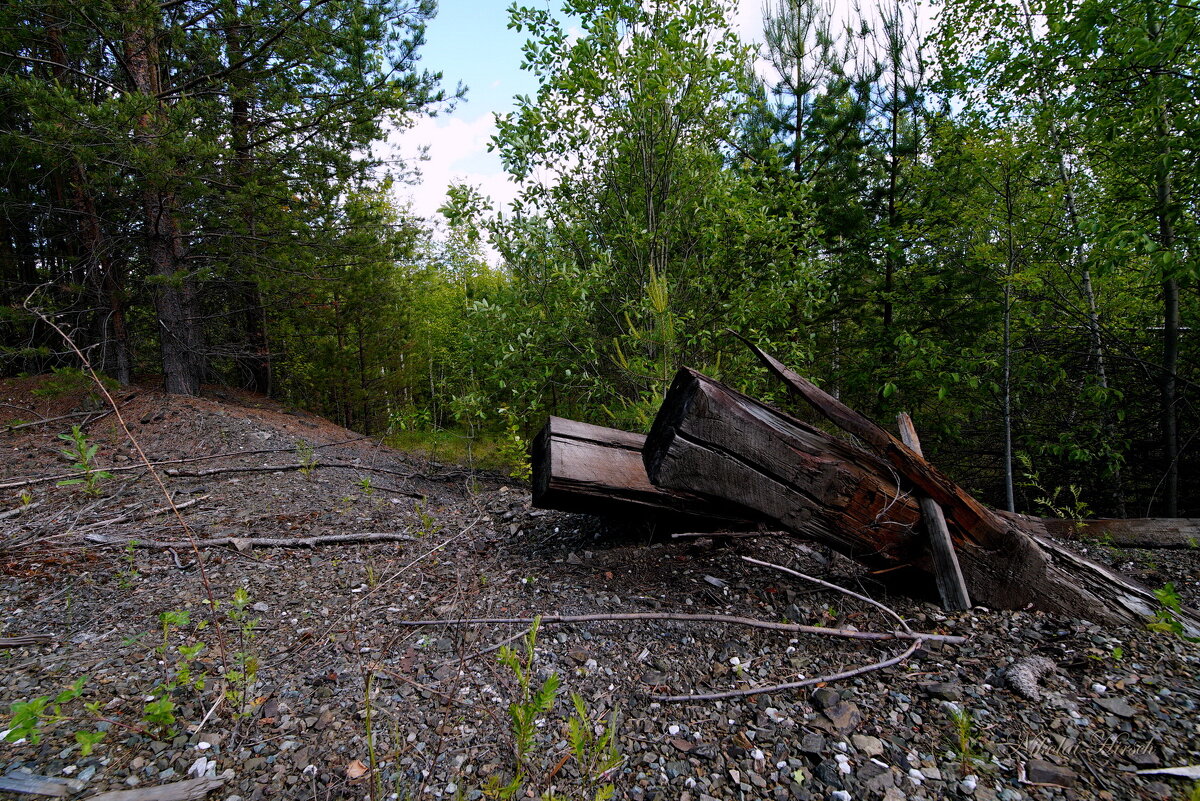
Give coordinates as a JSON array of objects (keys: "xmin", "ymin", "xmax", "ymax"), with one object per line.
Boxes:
[
  {"xmin": 0, "ymin": 634, "xmax": 54, "ymax": 648},
  {"xmin": 84, "ymin": 531, "xmax": 420, "ymax": 551}
]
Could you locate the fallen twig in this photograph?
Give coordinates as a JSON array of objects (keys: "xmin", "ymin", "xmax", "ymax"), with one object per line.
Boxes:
[
  {"xmin": 76, "ymin": 496, "xmax": 207, "ymax": 531},
  {"xmin": 0, "ymin": 634, "xmax": 54, "ymax": 648},
  {"xmin": 83, "ymin": 531, "xmax": 420, "ymax": 550},
  {"xmin": 2, "ymin": 410, "xmax": 97, "ymax": 432},
  {"xmin": 743, "ymin": 556, "xmax": 915, "ymax": 633},
  {"xmin": 651, "ymin": 637, "xmax": 924, "ymax": 702},
  {"xmin": 394, "ymin": 612, "xmax": 963, "ymax": 644},
  {"xmin": 0, "ymin": 436, "xmax": 369, "ymax": 490},
  {"xmin": 0, "ymin": 501, "xmax": 41, "ymax": 521}
]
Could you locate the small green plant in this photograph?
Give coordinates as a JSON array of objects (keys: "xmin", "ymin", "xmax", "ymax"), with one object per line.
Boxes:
[
  {"xmin": 56, "ymin": 425, "xmax": 113, "ymax": 497},
  {"xmin": 358, "ymin": 476, "xmax": 375, "ymax": 495},
  {"xmin": 414, "ymin": 500, "xmax": 441, "ymax": 538},
  {"xmin": 74, "ymin": 729, "xmax": 105, "ymax": 756},
  {"xmin": 18, "ymin": 490, "xmax": 33, "ymax": 507},
  {"xmin": 365, "ymin": 562, "xmax": 379, "ymax": 589},
  {"xmin": 485, "ymin": 617, "xmax": 561, "ymax": 799},
  {"xmin": 140, "ymin": 696, "xmax": 177, "ymax": 735},
  {"xmin": 296, "ymin": 439, "xmax": 318, "ymax": 478},
  {"xmin": 4, "ymin": 676, "xmax": 104, "ymax": 754},
  {"xmin": 1146, "ymin": 583, "xmax": 1199, "ymax": 641},
  {"xmin": 223, "ymin": 588, "xmax": 260, "ymax": 717},
  {"xmin": 945, "ymin": 706, "xmax": 977, "ymax": 770},
  {"xmin": 32, "ymin": 366, "xmax": 115, "ymax": 401},
  {"xmin": 118, "ymin": 539, "xmax": 140, "ymax": 588},
  {"xmin": 566, "ymin": 693, "xmax": 621, "ymax": 800},
  {"xmin": 1016, "ymin": 453, "xmax": 1091, "ymax": 530},
  {"xmin": 496, "ymin": 408, "xmax": 532, "ymax": 482}
]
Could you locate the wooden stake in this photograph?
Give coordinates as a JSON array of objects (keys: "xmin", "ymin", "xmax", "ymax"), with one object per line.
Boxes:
[{"xmin": 895, "ymin": 413, "xmax": 971, "ymax": 611}]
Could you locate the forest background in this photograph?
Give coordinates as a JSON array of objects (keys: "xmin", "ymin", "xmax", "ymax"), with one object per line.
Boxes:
[{"xmin": 1, "ymin": 0, "xmax": 1196, "ymax": 518}]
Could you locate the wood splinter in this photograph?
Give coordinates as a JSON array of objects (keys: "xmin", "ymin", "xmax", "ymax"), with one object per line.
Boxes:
[{"xmin": 896, "ymin": 412, "xmax": 971, "ymax": 612}]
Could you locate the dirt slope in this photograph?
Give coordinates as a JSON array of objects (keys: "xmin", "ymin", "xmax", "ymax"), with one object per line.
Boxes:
[{"xmin": 1, "ymin": 376, "xmax": 1197, "ymax": 801}]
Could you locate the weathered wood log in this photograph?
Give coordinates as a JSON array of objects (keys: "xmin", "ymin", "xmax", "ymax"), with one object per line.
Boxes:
[
  {"xmin": 896, "ymin": 413, "xmax": 971, "ymax": 611},
  {"xmin": 532, "ymin": 416, "xmax": 759, "ymax": 529},
  {"xmin": 1010, "ymin": 513, "xmax": 1200, "ymax": 549},
  {"xmin": 644, "ymin": 367, "xmax": 1199, "ymax": 632}
]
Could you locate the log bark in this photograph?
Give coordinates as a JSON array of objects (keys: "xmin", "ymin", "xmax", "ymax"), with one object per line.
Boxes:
[
  {"xmin": 532, "ymin": 416, "xmax": 759, "ymax": 529},
  {"xmin": 644, "ymin": 367, "xmax": 1199, "ymax": 632}
]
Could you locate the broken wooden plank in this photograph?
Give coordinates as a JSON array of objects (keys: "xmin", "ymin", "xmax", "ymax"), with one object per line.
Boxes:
[
  {"xmin": 84, "ymin": 777, "xmax": 225, "ymax": 801},
  {"xmin": 0, "ymin": 772, "xmax": 83, "ymax": 797},
  {"xmin": 531, "ymin": 416, "xmax": 759, "ymax": 529},
  {"xmin": 896, "ymin": 413, "xmax": 971, "ymax": 611},
  {"xmin": 733, "ymin": 331, "xmax": 1008, "ymax": 545},
  {"xmin": 643, "ymin": 366, "xmax": 1199, "ymax": 631},
  {"xmin": 0, "ymin": 634, "xmax": 53, "ymax": 648}
]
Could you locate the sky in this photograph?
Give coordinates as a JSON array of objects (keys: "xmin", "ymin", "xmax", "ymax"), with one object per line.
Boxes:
[
  {"xmin": 387, "ymin": 0, "xmax": 933, "ymax": 232},
  {"xmin": 387, "ymin": 0, "xmax": 768, "ymax": 228}
]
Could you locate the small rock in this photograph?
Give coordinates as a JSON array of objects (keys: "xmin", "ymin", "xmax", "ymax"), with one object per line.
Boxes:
[
  {"xmin": 811, "ymin": 688, "xmax": 841, "ymax": 711},
  {"xmin": 850, "ymin": 734, "xmax": 884, "ymax": 757},
  {"xmin": 800, "ymin": 733, "xmax": 825, "ymax": 758},
  {"xmin": 1093, "ymin": 697, "xmax": 1137, "ymax": 718},
  {"xmin": 1024, "ymin": 759, "xmax": 1077, "ymax": 787},
  {"xmin": 921, "ymin": 682, "xmax": 963, "ymax": 701},
  {"xmin": 857, "ymin": 762, "xmax": 894, "ymax": 793},
  {"xmin": 1129, "ymin": 751, "xmax": 1159, "ymax": 768},
  {"xmin": 822, "ymin": 701, "xmax": 862, "ymax": 734}
]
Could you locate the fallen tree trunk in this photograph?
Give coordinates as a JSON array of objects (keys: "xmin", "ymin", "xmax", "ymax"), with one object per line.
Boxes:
[
  {"xmin": 1011, "ymin": 513, "xmax": 1200, "ymax": 549},
  {"xmin": 532, "ymin": 416, "xmax": 760, "ymax": 529},
  {"xmin": 644, "ymin": 366, "xmax": 1199, "ymax": 632}
]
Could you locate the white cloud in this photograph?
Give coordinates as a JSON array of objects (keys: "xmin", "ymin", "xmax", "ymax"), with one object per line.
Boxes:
[{"xmin": 386, "ymin": 113, "xmax": 520, "ymax": 225}]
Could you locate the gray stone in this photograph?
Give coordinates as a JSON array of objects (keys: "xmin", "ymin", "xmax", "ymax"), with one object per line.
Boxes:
[
  {"xmin": 822, "ymin": 702, "xmax": 862, "ymax": 734},
  {"xmin": 921, "ymin": 682, "xmax": 963, "ymax": 701},
  {"xmin": 1024, "ymin": 759, "xmax": 1077, "ymax": 787},
  {"xmin": 813, "ymin": 760, "xmax": 844, "ymax": 789},
  {"xmin": 811, "ymin": 688, "xmax": 841, "ymax": 710},
  {"xmin": 800, "ymin": 733, "xmax": 825, "ymax": 758},
  {"xmin": 850, "ymin": 735, "xmax": 885, "ymax": 757},
  {"xmin": 665, "ymin": 760, "xmax": 690, "ymax": 779},
  {"xmin": 857, "ymin": 762, "xmax": 894, "ymax": 793},
  {"xmin": 1129, "ymin": 751, "xmax": 1160, "ymax": 768},
  {"xmin": 1093, "ymin": 697, "xmax": 1137, "ymax": 718}
]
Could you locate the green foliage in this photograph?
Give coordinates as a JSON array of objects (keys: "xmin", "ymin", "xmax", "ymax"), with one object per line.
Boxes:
[
  {"xmin": 56, "ymin": 425, "xmax": 113, "ymax": 497},
  {"xmin": 486, "ymin": 617, "xmax": 561, "ymax": 799},
  {"xmin": 118, "ymin": 540, "xmax": 140, "ymax": 589},
  {"xmin": 223, "ymin": 588, "xmax": 261, "ymax": 717},
  {"xmin": 140, "ymin": 697, "xmax": 177, "ymax": 735},
  {"xmin": 1016, "ymin": 454, "xmax": 1092, "ymax": 527},
  {"xmin": 31, "ymin": 367, "xmax": 115, "ymax": 401},
  {"xmin": 1147, "ymin": 583, "xmax": 1199, "ymax": 641},
  {"xmin": 3, "ymin": 676, "xmax": 103, "ymax": 754},
  {"xmin": 945, "ymin": 706, "xmax": 978, "ymax": 770},
  {"xmin": 566, "ymin": 694, "xmax": 621, "ymax": 800},
  {"xmin": 295, "ymin": 439, "xmax": 318, "ymax": 479}
]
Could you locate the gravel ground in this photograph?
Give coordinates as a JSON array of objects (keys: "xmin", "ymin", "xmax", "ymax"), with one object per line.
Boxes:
[{"xmin": 1, "ymin": 376, "xmax": 1198, "ymax": 801}]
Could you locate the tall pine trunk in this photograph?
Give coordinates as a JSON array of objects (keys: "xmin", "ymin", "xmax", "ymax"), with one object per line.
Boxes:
[{"xmin": 122, "ymin": 0, "xmax": 201, "ymax": 395}]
